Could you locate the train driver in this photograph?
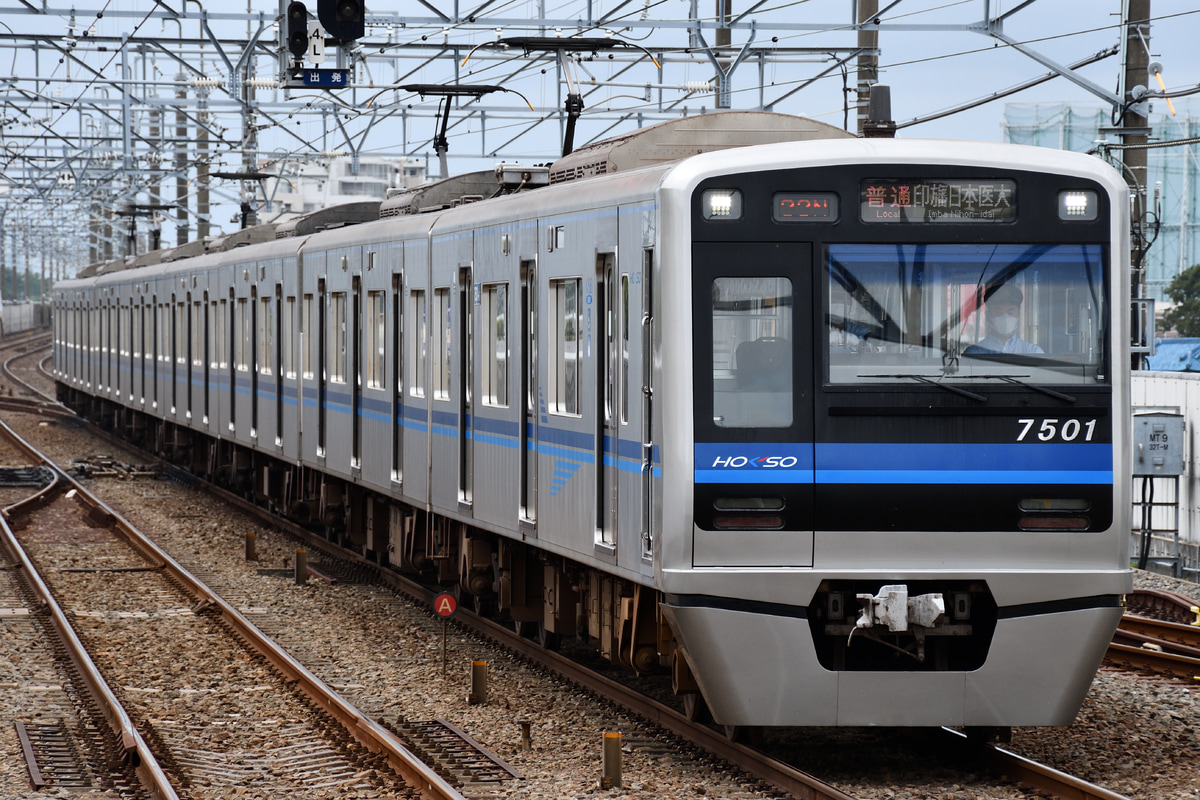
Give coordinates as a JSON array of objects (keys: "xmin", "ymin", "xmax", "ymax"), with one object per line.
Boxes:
[{"xmin": 964, "ymin": 284, "xmax": 1044, "ymax": 356}]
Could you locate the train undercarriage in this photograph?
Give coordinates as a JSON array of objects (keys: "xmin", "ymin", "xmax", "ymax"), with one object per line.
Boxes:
[{"xmin": 61, "ymin": 386, "xmax": 701, "ymax": 706}]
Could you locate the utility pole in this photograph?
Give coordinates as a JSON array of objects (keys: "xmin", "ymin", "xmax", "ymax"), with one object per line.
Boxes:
[
  {"xmin": 716, "ymin": 0, "xmax": 731, "ymax": 109},
  {"xmin": 198, "ymin": 85, "xmax": 212, "ymax": 241},
  {"xmin": 175, "ymin": 74, "xmax": 190, "ymax": 247},
  {"xmin": 856, "ymin": 0, "xmax": 879, "ymax": 135},
  {"xmin": 1122, "ymin": 0, "xmax": 1151, "ymax": 370}
]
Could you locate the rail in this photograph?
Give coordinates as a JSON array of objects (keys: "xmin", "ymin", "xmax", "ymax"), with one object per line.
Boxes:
[
  {"xmin": 0, "ymin": 453, "xmax": 179, "ymax": 799},
  {"xmin": 0, "ymin": 413, "xmax": 467, "ymax": 800},
  {"xmin": 937, "ymin": 728, "xmax": 1133, "ymax": 800}
]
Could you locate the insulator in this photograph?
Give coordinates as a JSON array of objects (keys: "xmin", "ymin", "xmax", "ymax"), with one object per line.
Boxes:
[
  {"xmin": 246, "ymin": 78, "xmax": 279, "ymax": 89},
  {"xmin": 321, "ymin": 150, "xmax": 348, "ymax": 158},
  {"xmin": 682, "ymin": 81, "xmax": 712, "ymax": 93},
  {"xmin": 191, "ymin": 77, "xmax": 222, "ymax": 88}
]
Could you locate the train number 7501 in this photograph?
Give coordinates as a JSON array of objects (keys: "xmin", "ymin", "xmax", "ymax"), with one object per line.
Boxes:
[{"xmin": 1016, "ymin": 418, "xmax": 1097, "ymax": 442}]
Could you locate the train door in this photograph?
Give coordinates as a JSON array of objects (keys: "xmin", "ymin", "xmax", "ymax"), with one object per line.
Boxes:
[
  {"xmin": 228, "ymin": 288, "xmax": 237, "ymax": 429},
  {"xmin": 520, "ymin": 260, "xmax": 538, "ymax": 528},
  {"xmin": 152, "ymin": 297, "xmax": 160, "ymax": 410},
  {"xmin": 251, "ymin": 285, "xmax": 259, "ymax": 439},
  {"xmin": 275, "ymin": 283, "xmax": 284, "ymax": 447},
  {"xmin": 169, "ymin": 295, "xmax": 179, "ymax": 413},
  {"xmin": 391, "ymin": 270, "xmax": 403, "ymax": 484},
  {"xmin": 203, "ymin": 291, "xmax": 211, "ymax": 424},
  {"xmin": 317, "ymin": 277, "xmax": 327, "ymax": 457},
  {"xmin": 352, "ymin": 274, "xmax": 362, "ymax": 469},
  {"xmin": 596, "ymin": 253, "xmax": 618, "ymax": 548},
  {"xmin": 140, "ymin": 297, "xmax": 149, "ymax": 406},
  {"xmin": 186, "ymin": 293, "xmax": 195, "ymax": 419},
  {"xmin": 458, "ymin": 266, "xmax": 474, "ymax": 507}
]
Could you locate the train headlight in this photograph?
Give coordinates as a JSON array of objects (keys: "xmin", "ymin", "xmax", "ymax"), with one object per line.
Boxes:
[
  {"xmin": 702, "ymin": 189, "xmax": 743, "ymax": 221},
  {"xmin": 1058, "ymin": 190, "xmax": 1098, "ymax": 221}
]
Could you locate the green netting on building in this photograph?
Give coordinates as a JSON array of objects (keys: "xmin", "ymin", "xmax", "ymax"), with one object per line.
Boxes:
[{"xmin": 1003, "ymin": 102, "xmax": 1200, "ymax": 302}]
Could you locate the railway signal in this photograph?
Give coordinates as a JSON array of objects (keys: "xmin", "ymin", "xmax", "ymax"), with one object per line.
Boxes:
[
  {"xmin": 286, "ymin": 2, "xmax": 309, "ymax": 60},
  {"xmin": 317, "ymin": 0, "xmax": 364, "ymax": 43}
]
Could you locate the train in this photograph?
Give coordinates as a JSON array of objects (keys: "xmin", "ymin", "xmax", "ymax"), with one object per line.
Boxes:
[{"xmin": 53, "ymin": 111, "xmax": 1133, "ymax": 733}]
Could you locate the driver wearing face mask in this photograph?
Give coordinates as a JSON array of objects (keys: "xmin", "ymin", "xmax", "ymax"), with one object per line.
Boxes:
[{"xmin": 964, "ymin": 284, "xmax": 1044, "ymax": 355}]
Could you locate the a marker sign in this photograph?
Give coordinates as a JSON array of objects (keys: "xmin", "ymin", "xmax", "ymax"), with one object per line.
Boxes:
[{"xmin": 433, "ymin": 592, "xmax": 457, "ymax": 618}]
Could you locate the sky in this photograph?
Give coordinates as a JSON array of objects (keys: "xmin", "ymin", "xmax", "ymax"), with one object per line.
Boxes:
[{"xmin": 1, "ymin": 0, "xmax": 1197, "ymax": 245}]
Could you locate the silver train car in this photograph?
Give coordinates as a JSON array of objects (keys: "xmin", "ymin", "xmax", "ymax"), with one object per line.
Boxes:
[{"xmin": 53, "ymin": 112, "xmax": 1132, "ymax": 731}]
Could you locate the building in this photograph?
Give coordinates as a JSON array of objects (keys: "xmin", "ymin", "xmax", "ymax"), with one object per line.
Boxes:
[
  {"xmin": 260, "ymin": 156, "xmax": 428, "ymax": 219},
  {"xmin": 1003, "ymin": 102, "xmax": 1200, "ymax": 303}
]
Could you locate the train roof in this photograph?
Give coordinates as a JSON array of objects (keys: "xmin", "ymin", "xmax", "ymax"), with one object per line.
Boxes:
[{"xmin": 547, "ymin": 110, "xmax": 854, "ymax": 184}]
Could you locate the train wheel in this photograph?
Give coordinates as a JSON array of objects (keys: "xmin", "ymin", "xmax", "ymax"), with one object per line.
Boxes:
[{"xmin": 682, "ymin": 693, "xmax": 711, "ymax": 723}]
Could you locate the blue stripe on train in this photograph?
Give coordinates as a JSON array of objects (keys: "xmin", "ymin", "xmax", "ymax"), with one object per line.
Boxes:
[{"xmin": 694, "ymin": 442, "xmax": 1113, "ymax": 485}]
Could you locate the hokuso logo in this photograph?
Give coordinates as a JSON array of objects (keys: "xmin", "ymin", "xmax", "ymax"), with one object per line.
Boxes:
[{"xmin": 711, "ymin": 455, "xmax": 800, "ymax": 468}]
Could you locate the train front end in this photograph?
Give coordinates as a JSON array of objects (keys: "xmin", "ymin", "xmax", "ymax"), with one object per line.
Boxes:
[{"xmin": 656, "ymin": 138, "xmax": 1132, "ymax": 728}]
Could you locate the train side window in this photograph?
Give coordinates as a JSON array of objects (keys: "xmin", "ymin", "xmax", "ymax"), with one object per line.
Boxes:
[
  {"xmin": 192, "ymin": 302, "xmax": 203, "ymax": 367},
  {"xmin": 284, "ymin": 297, "xmax": 296, "ymax": 379},
  {"xmin": 366, "ymin": 290, "xmax": 386, "ymax": 389},
  {"xmin": 176, "ymin": 301, "xmax": 186, "ymax": 365},
  {"xmin": 621, "ymin": 273, "xmax": 630, "ymax": 425},
  {"xmin": 216, "ymin": 300, "xmax": 227, "ymax": 369},
  {"xmin": 434, "ymin": 287, "xmax": 451, "ymax": 400},
  {"xmin": 549, "ymin": 277, "xmax": 582, "ymax": 416},
  {"xmin": 481, "ymin": 283, "xmax": 508, "ymax": 407},
  {"xmin": 330, "ymin": 291, "xmax": 347, "ymax": 383},
  {"xmin": 711, "ymin": 277, "xmax": 793, "ymax": 428},
  {"xmin": 259, "ymin": 296, "xmax": 273, "ymax": 376},
  {"xmin": 410, "ymin": 289, "xmax": 427, "ymax": 398},
  {"xmin": 235, "ymin": 298, "xmax": 249, "ymax": 371},
  {"xmin": 302, "ymin": 293, "xmax": 314, "ymax": 378}
]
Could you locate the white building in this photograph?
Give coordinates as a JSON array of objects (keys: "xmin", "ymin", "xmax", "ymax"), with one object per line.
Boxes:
[{"xmin": 260, "ymin": 156, "xmax": 428, "ymax": 219}]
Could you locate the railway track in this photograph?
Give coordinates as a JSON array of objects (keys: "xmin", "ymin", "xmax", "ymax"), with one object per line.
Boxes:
[
  {"xmin": 4, "ymin": 333, "xmax": 1146, "ymax": 800},
  {"xmin": 197, "ymin": 471, "xmax": 1141, "ymax": 800},
  {"xmin": 0, "ymin": 412, "xmax": 465, "ymax": 799},
  {"xmin": 1107, "ymin": 588, "xmax": 1200, "ymax": 682}
]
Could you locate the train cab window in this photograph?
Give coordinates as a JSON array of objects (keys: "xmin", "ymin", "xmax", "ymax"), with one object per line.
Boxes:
[
  {"xmin": 549, "ymin": 278, "xmax": 582, "ymax": 416},
  {"xmin": 330, "ymin": 292, "xmax": 347, "ymax": 383},
  {"xmin": 826, "ymin": 243, "xmax": 1106, "ymax": 386},
  {"xmin": 711, "ymin": 277, "xmax": 793, "ymax": 428},
  {"xmin": 481, "ymin": 283, "xmax": 508, "ymax": 406}
]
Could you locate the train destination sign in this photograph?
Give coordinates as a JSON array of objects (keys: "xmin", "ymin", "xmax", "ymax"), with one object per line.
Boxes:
[{"xmin": 861, "ymin": 179, "xmax": 1016, "ymax": 223}]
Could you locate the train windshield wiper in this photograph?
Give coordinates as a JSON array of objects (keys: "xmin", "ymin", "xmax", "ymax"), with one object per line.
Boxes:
[
  {"xmin": 859, "ymin": 373, "xmax": 987, "ymax": 402},
  {"xmin": 960, "ymin": 374, "xmax": 1077, "ymax": 403}
]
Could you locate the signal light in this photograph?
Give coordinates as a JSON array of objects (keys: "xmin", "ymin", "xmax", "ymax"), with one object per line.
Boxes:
[
  {"xmin": 318, "ymin": 0, "xmax": 364, "ymax": 42},
  {"xmin": 286, "ymin": 1, "xmax": 309, "ymax": 58}
]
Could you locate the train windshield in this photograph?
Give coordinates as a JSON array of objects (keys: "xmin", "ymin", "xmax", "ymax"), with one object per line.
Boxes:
[{"xmin": 826, "ymin": 243, "xmax": 1106, "ymax": 386}]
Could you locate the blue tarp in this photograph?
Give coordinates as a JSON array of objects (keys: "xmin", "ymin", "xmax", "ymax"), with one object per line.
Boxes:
[{"xmin": 1147, "ymin": 338, "xmax": 1200, "ymax": 371}]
